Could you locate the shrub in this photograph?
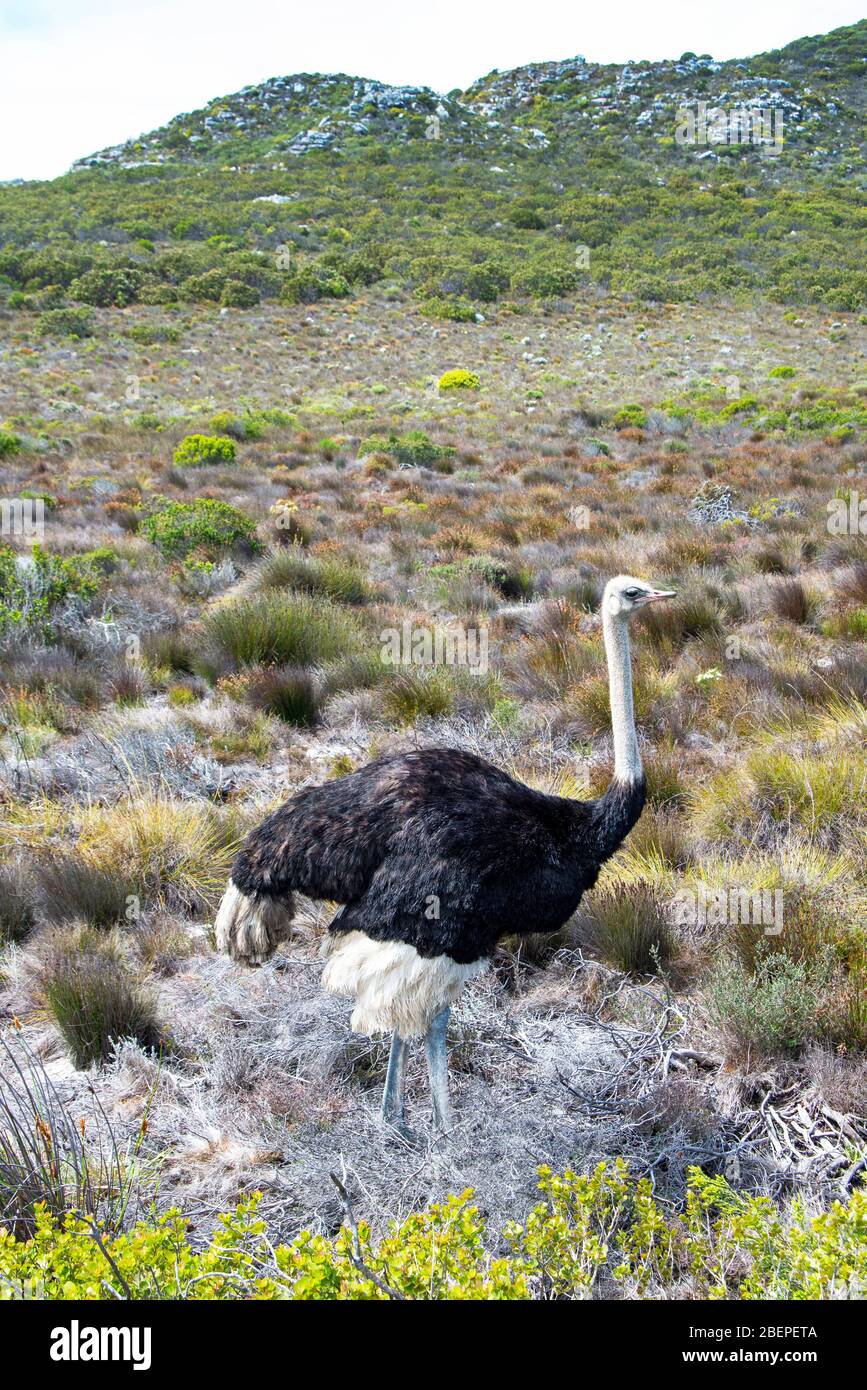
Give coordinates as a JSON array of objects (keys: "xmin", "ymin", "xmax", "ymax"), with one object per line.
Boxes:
[
  {"xmin": 173, "ymin": 434, "xmax": 236, "ymax": 467},
  {"xmin": 706, "ymin": 951, "xmax": 833, "ymax": 1058},
  {"xmin": 577, "ymin": 885, "xmax": 673, "ymax": 975},
  {"xmin": 69, "ymin": 268, "xmax": 143, "ymax": 308},
  {"xmin": 382, "ymin": 669, "xmax": 455, "ymax": 723},
  {"xmin": 142, "ymin": 629, "xmax": 197, "ymax": 673},
  {"xmin": 139, "ymin": 283, "xmax": 178, "ymax": 305},
  {"xmin": 418, "ymin": 297, "xmax": 477, "ymax": 322},
  {"xmin": 180, "ymin": 268, "xmax": 229, "ymax": 302},
  {"xmin": 125, "ymin": 322, "xmax": 180, "ymax": 345},
  {"xmin": 0, "ymin": 544, "xmax": 107, "ymax": 641},
  {"xmin": 510, "ymin": 206, "xmax": 546, "ymax": 230},
  {"xmin": 432, "ymin": 553, "xmax": 532, "ymax": 602},
  {"xmin": 360, "ymin": 430, "xmax": 454, "ymax": 469},
  {"xmin": 694, "ymin": 743, "xmax": 867, "ymax": 841},
  {"xmin": 42, "ymin": 931, "xmax": 164, "ymax": 1069},
  {"xmin": 220, "ymin": 280, "xmax": 260, "ymax": 308},
  {"xmin": 77, "ymin": 797, "xmax": 238, "ymax": 917},
  {"xmin": 0, "ymin": 430, "xmax": 21, "ymax": 457},
  {"xmin": 439, "ymin": 369, "xmax": 481, "ymax": 392},
  {"xmin": 35, "ymin": 852, "xmax": 133, "ymax": 928},
  {"xmin": 280, "ymin": 265, "xmax": 350, "ymax": 304},
  {"xmin": 201, "ymin": 592, "xmax": 361, "ymax": 670},
  {"xmin": 250, "ymin": 547, "xmax": 372, "ymax": 604},
  {"xmin": 613, "ymin": 404, "xmax": 648, "ymax": 429},
  {"xmin": 0, "ymin": 864, "xmax": 37, "ymax": 943},
  {"xmin": 139, "ymin": 499, "xmax": 259, "ymax": 559},
  {"xmin": 1, "ymin": 1164, "xmax": 863, "ymax": 1300},
  {"xmin": 36, "ymin": 308, "xmax": 94, "ymax": 338},
  {"xmin": 167, "ymin": 684, "xmax": 196, "ymax": 708},
  {"xmin": 240, "ymin": 664, "xmax": 320, "ymax": 726}
]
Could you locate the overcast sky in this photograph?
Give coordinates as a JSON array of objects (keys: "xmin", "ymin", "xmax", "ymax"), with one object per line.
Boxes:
[{"xmin": 0, "ymin": 0, "xmax": 863, "ymax": 181}]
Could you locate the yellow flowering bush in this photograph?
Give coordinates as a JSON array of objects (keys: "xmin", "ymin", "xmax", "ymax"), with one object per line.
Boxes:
[{"xmin": 438, "ymin": 369, "xmax": 480, "ymax": 392}]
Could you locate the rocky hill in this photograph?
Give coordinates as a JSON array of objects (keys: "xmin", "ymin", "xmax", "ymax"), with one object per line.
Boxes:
[
  {"xmin": 0, "ymin": 21, "xmax": 864, "ymax": 313},
  {"xmin": 72, "ymin": 22, "xmax": 866, "ymax": 175}
]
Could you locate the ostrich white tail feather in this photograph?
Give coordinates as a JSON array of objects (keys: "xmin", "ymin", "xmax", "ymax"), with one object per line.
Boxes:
[
  {"xmin": 214, "ymin": 881, "xmax": 295, "ymax": 965},
  {"xmin": 321, "ymin": 930, "xmax": 486, "ymax": 1038}
]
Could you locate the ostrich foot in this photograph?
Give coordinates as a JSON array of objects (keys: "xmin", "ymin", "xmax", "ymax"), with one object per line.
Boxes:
[{"xmin": 425, "ymin": 1006, "xmax": 453, "ymax": 1135}]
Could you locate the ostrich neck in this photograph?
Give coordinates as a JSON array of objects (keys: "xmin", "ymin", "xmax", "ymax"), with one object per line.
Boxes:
[{"xmin": 602, "ymin": 607, "xmax": 642, "ymax": 784}]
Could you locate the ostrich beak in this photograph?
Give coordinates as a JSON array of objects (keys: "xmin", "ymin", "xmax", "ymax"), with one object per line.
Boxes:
[{"xmin": 641, "ymin": 588, "xmax": 676, "ymax": 604}]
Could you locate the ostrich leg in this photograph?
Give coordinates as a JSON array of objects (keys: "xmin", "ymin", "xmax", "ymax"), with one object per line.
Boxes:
[
  {"xmin": 381, "ymin": 1031, "xmax": 408, "ymax": 1129},
  {"xmin": 425, "ymin": 1006, "xmax": 453, "ymax": 1133}
]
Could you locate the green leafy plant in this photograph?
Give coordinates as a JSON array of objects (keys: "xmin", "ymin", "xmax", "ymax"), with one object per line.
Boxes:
[
  {"xmin": 1, "ymin": 1163, "xmax": 863, "ymax": 1300},
  {"xmin": 172, "ymin": 434, "xmax": 237, "ymax": 467},
  {"xmin": 138, "ymin": 499, "xmax": 259, "ymax": 559}
]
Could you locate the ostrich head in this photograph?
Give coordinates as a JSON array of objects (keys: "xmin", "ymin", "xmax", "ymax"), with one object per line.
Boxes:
[{"xmin": 604, "ymin": 575, "xmax": 676, "ymax": 619}]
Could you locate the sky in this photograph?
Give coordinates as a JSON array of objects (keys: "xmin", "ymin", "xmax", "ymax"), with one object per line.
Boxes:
[{"xmin": 0, "ymin": 0, "xmax": 864, "ymax": 181}]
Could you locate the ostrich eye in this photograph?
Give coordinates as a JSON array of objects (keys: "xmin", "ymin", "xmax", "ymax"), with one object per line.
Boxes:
[{"xmin": 625, "ymin": 588, "xmax": 640, "ymax": 598}]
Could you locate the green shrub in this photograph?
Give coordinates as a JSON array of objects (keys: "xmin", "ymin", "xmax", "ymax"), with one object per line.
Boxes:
[
  {"xmin": 139, "ymin": 282, "xmax": 179, "ymax": 305},
  {"xmin": 211, "ymin": 407, "xmax": 295, "ymax": 441},
  {"xmin": 418, "ymin": 297, "xmax": 477, "ymax": 322},
  {"xmin": 613, "ymin": 404, "xmax": 648, "ymax": 429},
  {"xmin": 1, "ymin": 1163, "xmax": 863, "ymax": 1300},
  {"xmin": 382, "ymin": 669, "xmax": 455, "ymax": 723},
  {"xmin": 180, "ymin": 268, "xmax": 229, "ymax": 302},
  {"xmin": 510, "ymin": 206, "xmax": 547, "ymax": 230},
  {"xmin": 167, "ymin": 684, "xmax": 196, "ymax": 707},
  {"xmin": 173, "ymin": 434, "xmax": 236, "ymax": 467},
  {"xmin": 139, "ymin": 499, "xmax": 259, "ymax": 559},
  {"xmin": 577, "ymin": 885, "xmax": 673, "ymax": 975},
  {"xmin": 201, "ymin": 592, "xmax": 361, "ymax": 669},
  {"xmin": 250, "ymin": 547, "xmax": 372, "ymax": 604},
  {"xmin": 359, "ymin": 430, "xmax": 454, "ymax": 469},
  {"xmin": 124, "ymin": 322, "xmax": 180, "ymax": 345},
  {"xmin": 706, "ymin": 951, "xmax": 834, "ymax": 1057},
  {"xmin": 220, "ymin": 280, "xmax": 260, "ymax": 308},
  {"xmin": 36, "ymin": 308, "xmax": 94, "ymax": 339},
  {"xmin": 69, "ymin": 268, "xmax": 143, "ymax": 308},
  {"xmin": 0, "ymin": 544, "xmax": 107, "ymax": 641},
  {"xmin": 280, "ymin": 265, "xmax": 350, "ymax": 304},
  {"xmin": 42, "ymin": 930, "xmax": 164, "ymax": 1069},
  {"xmin": 0, "ymin": 430, "xmax": 21, "ymax": 457}
]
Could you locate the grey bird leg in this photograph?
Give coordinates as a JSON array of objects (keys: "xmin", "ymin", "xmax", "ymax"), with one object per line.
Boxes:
[
  {"xmin": 381, "ymin": 1030, "xmax": 408, "ymax": 1129},
  {"xmin": 425, "ymin": 1006, "xmax": 453, "ymax": 1133}
]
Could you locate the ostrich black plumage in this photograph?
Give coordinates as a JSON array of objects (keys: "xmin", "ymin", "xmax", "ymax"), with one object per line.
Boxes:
[{"xmin": 216, "ymin": 574, "xmax": 675, "ymax": 1133}]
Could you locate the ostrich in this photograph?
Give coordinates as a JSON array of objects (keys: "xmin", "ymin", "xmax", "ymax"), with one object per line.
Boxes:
[{"xmin": 215, "ymin": 575, "xmax": 674, "ymax": 1133}]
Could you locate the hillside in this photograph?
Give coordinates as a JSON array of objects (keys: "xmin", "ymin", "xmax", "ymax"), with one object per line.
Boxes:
[{"xmin": 0, "ymin": 21, "xmax": 865, "ymax": 311}]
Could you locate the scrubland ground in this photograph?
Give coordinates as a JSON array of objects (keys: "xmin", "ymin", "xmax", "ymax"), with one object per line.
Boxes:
[{"xmin": 1, "ymin": 289, "xmax": 866, "ymax": 1294}]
